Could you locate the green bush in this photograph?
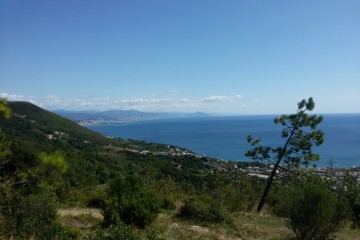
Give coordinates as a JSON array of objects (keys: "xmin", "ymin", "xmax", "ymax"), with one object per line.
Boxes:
[
  {"xmin": 120, "ymin": 190, "xmax": 160, "ymax": 228},
  {"xmin": 0, "ymin": 191, "xmax": 60, "ymax": 239},
  {"xmin": 343, "ymin": 171, "xmax": 360, "ymax": 228},
  {"xmin": 275, "ymin": 174, "xmax": 345, "ymax": 240},
  {"xmin": 178, "ymin": 197, "xmax": 227, "ymax": 223},
  {"xmin": 104, "ymin": 175, "xmax": 161, "ymax": 228}
]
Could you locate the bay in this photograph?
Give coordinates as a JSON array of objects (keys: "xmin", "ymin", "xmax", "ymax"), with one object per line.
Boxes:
[{"xmin": 88, "ymin": 114, "xmax": 360, "ymax": 168}]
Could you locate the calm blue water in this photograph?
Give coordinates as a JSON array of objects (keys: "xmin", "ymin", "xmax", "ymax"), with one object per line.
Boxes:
[{"xmin": 88, "ymin": 114, "xmax": 360, "ymax": 168}]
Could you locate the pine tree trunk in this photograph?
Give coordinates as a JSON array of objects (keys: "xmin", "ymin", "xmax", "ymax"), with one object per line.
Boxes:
[
  {"xmin": 256, "ymin": 160, "xmax": 281, "ymax": 212},
  {"xmin": 256, "ymin": 118, "xmax": 300, "ymax": 212}
]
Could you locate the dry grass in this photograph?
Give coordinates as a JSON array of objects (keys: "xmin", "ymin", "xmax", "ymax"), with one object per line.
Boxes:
[
  {"xmin": 57, "ymin": 208, "xmax": 104, "ymax": 239},
  {"xmin": 147, "ymin": 211, "xmax": 360, "ymax": 240},
  {"xmin": 230, "ymin": 212, "xmax": 291, "ymax": 240},
  {"xmin": 57, "ymin": 208, "xmax": 360, "ymax": 240},
  {"xmin": 145, "ymin": 213, "xmax": 235, "ymax": 240},
  {"xmin": 336, "ymin": 222, "xmax": 360, "ymax": 240},
  {"xmin": 145, "ymin": 211, "xmax": 291, "ymax": 240}
]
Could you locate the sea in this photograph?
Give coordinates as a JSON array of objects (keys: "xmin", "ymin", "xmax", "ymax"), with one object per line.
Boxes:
[{"xmin": 88, "ymin": 114, "xmax": 360, "ymax": 168}]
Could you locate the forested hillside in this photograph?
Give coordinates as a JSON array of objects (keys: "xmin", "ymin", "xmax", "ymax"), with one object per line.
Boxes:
[{"xmin": 0, "ymin": 101, "xmax": 229, "ymax": 187}]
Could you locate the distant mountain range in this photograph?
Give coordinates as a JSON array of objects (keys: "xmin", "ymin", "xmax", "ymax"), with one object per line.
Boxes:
[{"xmin": 52, "ymin": 109, "xmax": 209, "ymax": 126}]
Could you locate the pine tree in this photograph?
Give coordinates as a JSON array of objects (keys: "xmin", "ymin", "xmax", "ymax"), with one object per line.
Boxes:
[{"xmin": 246, "ymin": 97, "xmax": 324, "ymax": 212}]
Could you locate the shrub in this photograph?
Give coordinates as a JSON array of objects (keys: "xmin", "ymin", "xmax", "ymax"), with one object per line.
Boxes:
[
  {"xmin": 275, "ymin": 174, "xmax": 345, "ymax": 240},
  {"xmin": 343, "ymin": 171, "xmax": 360, "ymax": 228},
  {"xmin": 104, "ymin": 175, "xmax": 161, "ymax": 228},
  {"xmin": 120, "ymin": 190, "xmax": 161, "ymax": 228},
  {"xmin": 178, "ymin": 197, "xmax": 227, "ymax": 223},
  {"xmin": 0, "ymin": 191, "xmax": 60, "ymax": 239}
]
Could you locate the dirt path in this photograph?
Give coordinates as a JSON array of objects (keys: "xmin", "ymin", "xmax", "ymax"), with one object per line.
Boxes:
[{"xmin": 57, "ymin": 208, "xmax": 104, "ymax": 220}]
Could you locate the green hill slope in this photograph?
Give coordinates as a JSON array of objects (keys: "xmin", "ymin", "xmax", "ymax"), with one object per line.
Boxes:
[{"xmin": 2, "ymin": 101, "xmax": 104, "ymax": 143}]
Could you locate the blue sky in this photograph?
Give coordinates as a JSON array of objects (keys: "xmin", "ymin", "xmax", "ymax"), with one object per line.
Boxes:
[{"xmin": 1, "ymin": 0, "xmax": 359, "ymax": 114}]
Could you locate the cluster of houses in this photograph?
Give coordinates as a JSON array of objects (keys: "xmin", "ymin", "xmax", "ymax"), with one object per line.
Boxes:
[
  {"xmin": 139, "ymin": 146, "xmax": 205, "ymax": 158},
  {"xmin": 236, "ymin": 164, "xmax": 360, "ymax": 184},
  {"xmin": 118, "ymin": 145, "xmax": 205, "ymax": 159},
  {"xmin": 79, "ymin": 117, "xmax": 156, "ymax": 126},
  {"xmin": 47, "ymin": 130, "xmax": 67, "ymax": 140}
]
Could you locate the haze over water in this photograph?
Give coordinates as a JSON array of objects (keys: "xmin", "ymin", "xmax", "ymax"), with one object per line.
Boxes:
[{"xmin": 89, "ymin": 114, "xmax": 360, "ymax": 168}]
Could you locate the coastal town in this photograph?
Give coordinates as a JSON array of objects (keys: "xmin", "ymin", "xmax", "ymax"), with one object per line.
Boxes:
[
  {"xmin": 104, "ymin": 138, "xmax": 360, "ymax": 185},
  {"xmin": 78, "ymin": 117, "xmax": 157, "ymax": 127},
  {"xmin": 235, "ymin": 163, "xmax": 360, "ymax": 183}
]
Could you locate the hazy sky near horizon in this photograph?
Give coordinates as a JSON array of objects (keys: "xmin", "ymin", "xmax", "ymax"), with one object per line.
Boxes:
[{"xmin": 1, "ymin": 0, "xmax": 359, "ymax": 114}]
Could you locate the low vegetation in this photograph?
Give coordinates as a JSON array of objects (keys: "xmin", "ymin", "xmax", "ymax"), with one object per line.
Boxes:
[
  {"xmin": 0, "ymin": 100, "xmax": 359, "ymax": 239},
  {"xmin": 274, "ymin": 174, "xmax": 347, "ymax": 240}
]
